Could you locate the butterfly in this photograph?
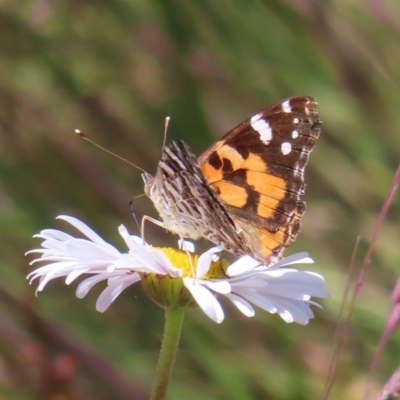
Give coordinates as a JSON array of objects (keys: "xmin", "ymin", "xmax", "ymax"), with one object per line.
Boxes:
[{"xmin": 142, "ymin": 96, "xmax": 321, "ymax": 266}]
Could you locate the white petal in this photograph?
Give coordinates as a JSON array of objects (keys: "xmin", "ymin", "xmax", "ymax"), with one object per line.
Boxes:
[
  {"xmin": 227, "ymin": 255, "xmax": 261, "ymax": 276},
  {"xmin": 28, "ymin": 261, "xmax": 78, "ymax": 280},
  {"xmin": 66, "ymin": 268, "xmax": 93, "ymax": 284},
  {"xmin": 235, "ymin": 289, "xmax": 279, "ymax": 314},
  {"xmin": 76, "ymin": 274, "xmax": 113, "ymax": 298},
  {"xmin": 178, "ymin": 240, "xmax": 195, "ymax": 253},
  {"xmin": 118, "ymin": 225, "xmax": 144, "ymax": 249},
  {"xmin": 227, "ymin": 253, "xmax": 314, "ymax": 277},
  {"xmin": 63, "ymin": 239, "xmax": 120, "ymax": 261},
  {"xmin": 234, "ymin": 288, "xmax": 315, "ymax": 325},
  {"xmin": 280, "ymin": 310, "xmax": 294, "ymax": 323},
  {"xmin": 260, "ymin": 270, "xmax": 330, "ymax": 299},
  {"xmin": 272, "ymin": 252, "xmax": 314, "ymax": 268},
  {"xmin": 201, "ymin": 280, "xmax": 231, "ymax": 294},
  {"xmin": 272, "ymin": 297, "xmax": 315, "ymax": 325},
  {"xmin": 33, "ymin": 229, "xmax": 73, "ymax": 242},
  {"xmin": 96, "ymin": 275, "xmax": 141, "ymax": 312},
  {"xmin": 224, "ymin": 293, "xmax": 255, "ymax": 317},
  {"xmin": 57, "ymin": 216, "xmax": 111, "ymax": 247},
  {"xmin": 117, "ymin": 232, "xmax": 182, "ymax": 276},
  {"xmin": 117, "ymin": 249, "xmax": 181, "ymax": 277},
  {"xmin": 120, "ymin": 238, "xmax": 181, "ymax": 276},
  {"xmin": 147, "ymin": 249, "xmax": 182, "ymax": 276},
  {"xmin": 184, "ymin": 278, "xmax": 225, "ymax": 323},
  {"xmin": 33, "ymin": 262, "xmax": 84, "ymax": 290},
  {"xmin": 196, "ymin": 245, "xmax": 224, "ymax": 278}
]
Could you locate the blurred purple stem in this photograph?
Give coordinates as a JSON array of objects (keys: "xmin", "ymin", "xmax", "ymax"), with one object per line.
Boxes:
[
  {"xmin": 361, "ymin": 164, "xmax": 400, "ymax": 399},
  {"xmin": 322, "ymin": 164, "xmax": 400, "ymax": 400},
  {"xmin": 321, "ymin": 237, "xmax": 360, "ymax": 400},
  {"xmin": 374, "ymin": 367, "xmax": 400, "ymax": 400}
]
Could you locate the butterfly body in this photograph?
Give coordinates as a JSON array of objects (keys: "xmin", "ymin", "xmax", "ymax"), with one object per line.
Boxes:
[
  {"xmin": 143, "ymin": 96, "xmax": 321, "ymax": 266},
  {"xmin": 142, "ymin": 140, "xmax": 251, "ymax": 255}
]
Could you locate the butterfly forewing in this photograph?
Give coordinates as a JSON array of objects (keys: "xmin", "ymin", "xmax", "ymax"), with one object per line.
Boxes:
[
  {"xmin": 145, "ymin": 96, "xmax": 321, "ymax": 266},
  {"xmin": 198, "ymin": 96, "xmax": 321, "ymax": 264}
]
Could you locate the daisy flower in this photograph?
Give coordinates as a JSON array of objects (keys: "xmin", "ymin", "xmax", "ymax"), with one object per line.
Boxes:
[{"xmin": 27, "ymin": 215, "xmax": 329, "ymax": 324}]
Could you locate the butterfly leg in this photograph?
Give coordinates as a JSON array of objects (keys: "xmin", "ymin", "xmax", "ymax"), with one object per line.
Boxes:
[
  {"xmin": 178, "ymin": 238, "xmax": 197, "ymax": 279},
  {"xmin": 141, "ymin": 216, "xmax": 197, "ymax": 278},
  {"xmin": 141, "ymin": 215, "xmax": 166, "ymax": 244}
]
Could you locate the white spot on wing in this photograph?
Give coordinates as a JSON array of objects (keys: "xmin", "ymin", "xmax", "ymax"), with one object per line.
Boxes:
[
  {"xmin": 282, "ymin": 100, "xmax": 291, "ymax": 113},
  {"xmin": 292, "ymin": 130, "xmax": 299, "ymax": 139},
  {"xmin": 250, "ymin": 113, "xmax": 263, "ymax": 124},
  {"xmin": 293, "ymin": 117, "xmax": 299, "ymax": 124},
  {"xmin": 281, "ymin": 142, "xmax": 292, "ymax": 155},
  {"xmin": 251, "ymin": 117, "xmax": 273, "ymax": 144}
]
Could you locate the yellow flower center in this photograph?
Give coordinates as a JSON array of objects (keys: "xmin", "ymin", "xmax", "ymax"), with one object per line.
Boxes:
[
  {"xmin": 140, "ymin": 247, "xmax": 230, "ymax": 309},
  {"xmin": 157, "ymin": 247, "xmax": 229, "ymax": 278}
]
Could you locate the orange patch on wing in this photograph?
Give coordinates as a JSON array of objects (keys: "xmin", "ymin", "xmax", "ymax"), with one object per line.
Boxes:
[
  {"xmin": 201, "ymin": 148, "xmax": 241, "ymax": 183},
  {"xmin": 212, "ymin": 181, "xmax": 248, "ymax": 208},
  {"xmin": 201, "ymin": 161, "xmax": 224, "ymax": 183},
  {"xmin": 202, "ymin": 147, "xmax": 269, "ymax": 185},
  {"xmin": 257, "ymin": 196, "xmax": 280, "ymax": 219},
  {"xmin": 217, "ymin": 150, "xmax": 268, "ymax": 175},
  {"xmin": 246, "ymin": 170, "xmax": 287, "ymax": 198},
  {"xmin": 260, "ymin": 227, "xmax": 287, "ymax": 248},
  {"xmin": 202, "ymin": 146, "xmax": 252, "ymax": 180},
  {"xmin": 253, "ymin": 228, "xmax": 286, "ymax": 260},
  {"xmin": 240, "ymin": 154, "xmax": 268, "ymax": 173},
  {"xmin": 218, "ymin": 146, "xmax": 243, "ymax": 168}
]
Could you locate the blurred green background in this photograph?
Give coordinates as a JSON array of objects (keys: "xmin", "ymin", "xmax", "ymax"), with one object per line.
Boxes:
[{"xmin": 1, "ymin": 1, "xmax": 400, "ymax": 399}]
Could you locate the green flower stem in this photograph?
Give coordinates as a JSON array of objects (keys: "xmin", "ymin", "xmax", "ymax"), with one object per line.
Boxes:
[{"xmin": 150, "ymin": 306, "xmax": 185, "ymax": 400}]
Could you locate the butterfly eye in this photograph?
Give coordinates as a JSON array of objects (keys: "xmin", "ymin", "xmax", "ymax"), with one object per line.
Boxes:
[{"xmin": 142, "ymin": 173, "xmax": 155, "ymax": 195}]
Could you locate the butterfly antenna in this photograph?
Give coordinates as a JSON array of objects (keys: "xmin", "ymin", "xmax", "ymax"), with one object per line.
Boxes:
[
  {"xmin": 161, "ymin": 116, "xmax": 170, "ymax": 153},
  {"xmin": 75, "ymin": 129, "xmax": 148, "ymax": 174}
]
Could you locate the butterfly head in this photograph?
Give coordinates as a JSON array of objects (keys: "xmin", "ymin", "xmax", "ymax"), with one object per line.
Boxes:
[{"xmin": 142, "ymin": 172, "xmax": 156, "ymax": 198}]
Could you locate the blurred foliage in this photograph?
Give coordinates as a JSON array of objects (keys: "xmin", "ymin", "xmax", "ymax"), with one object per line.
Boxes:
[{"xmin": 0, "ymin": 0, "xmax": 400, "ymax": 399}]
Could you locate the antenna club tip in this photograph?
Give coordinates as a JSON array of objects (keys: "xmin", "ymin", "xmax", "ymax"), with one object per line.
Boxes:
[{"xmin": 75, "ymin": 129, "xmax": 85, "ymax": 137}]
